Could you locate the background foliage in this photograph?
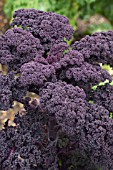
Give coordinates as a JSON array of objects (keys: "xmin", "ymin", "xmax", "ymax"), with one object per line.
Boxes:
[{"xmin": 4, "ymin": 0, "xmax": 113, "ymax": 34}]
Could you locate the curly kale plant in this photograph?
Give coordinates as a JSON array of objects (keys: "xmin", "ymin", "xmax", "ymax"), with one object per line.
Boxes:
[{"xmin": 0, "ymin": 9, "xmax": 113, "ymax": 170}]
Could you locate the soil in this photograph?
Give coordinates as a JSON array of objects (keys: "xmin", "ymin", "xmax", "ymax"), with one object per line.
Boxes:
[{"xmin": 0, "ymin": 0, "xmax": 9, "ymax": 35}]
